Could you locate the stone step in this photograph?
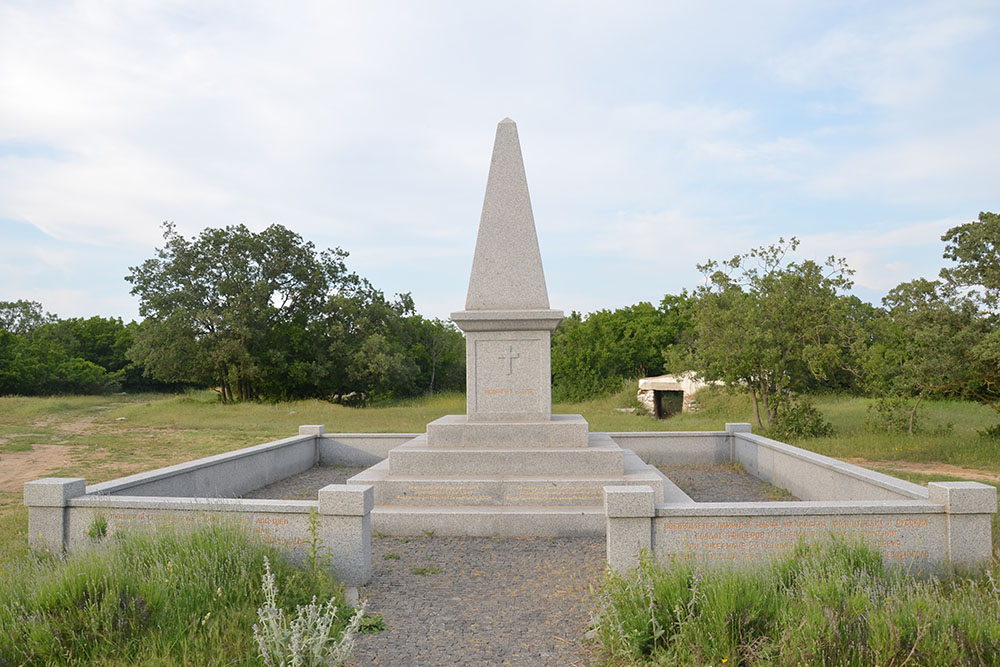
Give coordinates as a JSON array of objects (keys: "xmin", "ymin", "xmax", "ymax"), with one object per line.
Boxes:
[
  {"xmin": 424, "ymin": 414, "xmax": 589, "ymax": 448},
  {"xmin": 370, "ymin": 505, "xmax": 606, "ymax": 537},
  {"xmin": 386, "ymin": 434, "xmax": 624, "ymax": 477},
  {"xmin": 352, "ymin": 473, "xmax": 664, "ymax": 508}
]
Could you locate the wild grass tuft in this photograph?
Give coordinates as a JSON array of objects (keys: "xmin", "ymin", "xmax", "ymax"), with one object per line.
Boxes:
[
  {"xmin": 592, "ymin": 539, "xmax": 1000, "ymax": 666},
  {"xmin": 0, "ymin": 523, "xmax": 354, "ymax": 666}
]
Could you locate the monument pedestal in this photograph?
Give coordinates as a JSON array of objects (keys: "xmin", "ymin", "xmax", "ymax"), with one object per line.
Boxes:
[
  {"xmin": 425, "ymin": 414, "xmax": 589, "ymax": 448},
  {"xmin": 347, "ymin": 415, "xmax": 668, "ymax": 536}
]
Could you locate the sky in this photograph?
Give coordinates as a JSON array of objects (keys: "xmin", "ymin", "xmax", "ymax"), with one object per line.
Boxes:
[{"xmin": 1, "ymin": 1, "xmax": 998, "ymax": 322}]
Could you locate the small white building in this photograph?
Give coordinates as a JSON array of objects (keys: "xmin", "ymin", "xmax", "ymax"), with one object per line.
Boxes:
[{"xmin": 637, "ymin": 372, "xmax": 717, "ymax": 418}]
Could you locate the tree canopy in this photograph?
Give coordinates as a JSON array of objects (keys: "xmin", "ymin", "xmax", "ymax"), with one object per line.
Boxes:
[
  {"xmin": 674, "ymin": 238, "xmax": 854, "ymax": 430},
  {"xmin": 125, "ymin": 222, "xmax": 464, "ymax": 402}
]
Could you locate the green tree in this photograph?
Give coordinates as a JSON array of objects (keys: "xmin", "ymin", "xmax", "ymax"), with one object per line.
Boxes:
[
  {"xmin": 400, "ymin": 316, "xmax": 465, "ymax": 395},
  {"xmin": 126, "ymin": 222, "xmax": 357, "ymax": 402},
  {"xmin": 940, "ymin": 211, "xmax": 1000, "ymax": 308},
  {"xmin": 551, "ymin": 295, "xmax": 694, "ymax": 402},
  {"xmin": 676, "ymin": 238, "xmax": 853, "ymax": 430},
  {"xmin": 0, "ymin": 300, "xmax": 54, "ymax": 334},
  {"xmin": 877, "ymin": 278, "xmax": 987, "ymax": 432}
]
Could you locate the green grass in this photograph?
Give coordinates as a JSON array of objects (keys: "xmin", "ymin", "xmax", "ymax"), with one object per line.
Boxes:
[
  {"xmin": 593, "ymin": 539, "xmax": 1000, "ymax": 666},
  {"xmin": 2, "ymin": 386, "xmax": 999, "ymax": 560},
  {"xmin": 3, "ymin": 388, "xmax": 1000, "ymax": 663},
  {"xmin": 0, "ymin": 523, "xmax": 353, "ymax": 666}
]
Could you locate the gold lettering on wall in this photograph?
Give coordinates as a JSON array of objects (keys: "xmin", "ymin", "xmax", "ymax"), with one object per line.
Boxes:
[{"xmin": 658, "ymin": 515, "xmax": 936, "ymax": 562}]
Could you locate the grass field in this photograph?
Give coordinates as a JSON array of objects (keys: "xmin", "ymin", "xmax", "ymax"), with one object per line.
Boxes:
[
  {"xmin": 1, "ymin": 386, "xmax": 999, "ymax": 664},
  {"xmin": 2, "ymin": 385, "xmax": 999, "ymax": 564}
]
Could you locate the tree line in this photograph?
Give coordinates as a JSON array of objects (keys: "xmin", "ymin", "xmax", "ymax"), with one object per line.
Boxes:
[
  {"xmin": 1, "ymin": 223, "xmax": 465, "ymax": 402},
  {"xmin": 2, "ymin": 213, "xmax": 998, "ymax": 428}
]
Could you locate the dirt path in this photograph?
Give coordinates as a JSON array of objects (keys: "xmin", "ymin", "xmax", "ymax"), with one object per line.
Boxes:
[{"xmin": 845, "ymin": 459, "xmax": 1000, "ymax": 485}]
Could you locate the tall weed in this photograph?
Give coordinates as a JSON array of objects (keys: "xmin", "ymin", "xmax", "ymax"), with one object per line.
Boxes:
[
  {"xmin": 592, "ymin": 539, "xmax": 1000, "ymax": 665},
  {"xmin": 0, "ymin": 523, "xmax": 353, "ymax": 666}
]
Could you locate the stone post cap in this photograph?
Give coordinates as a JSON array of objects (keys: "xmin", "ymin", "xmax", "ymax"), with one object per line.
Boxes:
[
  {"xmin": 299, "ymin": 425, "xmax": 325, "ymax": 436},
  {"xmin": 24, "ymin": 478, "xmax": 87, "ymax": 507},
  {"xmin": 928, "ymin": 481, "xmax": 998, "ymax": 514},
  {"xmin": 604, "ymin": 485, "xmax": 656, "ymax": 518},
  {"xmin": 318, "ymin": 484, "xmax": 374, "ymax": 516},
  {"xmin": 726, "ymin": 423, "xmax": 753, "ymax": 434}
]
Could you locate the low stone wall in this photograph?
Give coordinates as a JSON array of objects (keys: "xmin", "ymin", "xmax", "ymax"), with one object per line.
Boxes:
[
  {"xmin": 609, "ymin": 431, "xmax": 730, "ymax": 466},
  {"xmin": 319, "ymin": 433, "xmax": 416, "ymax": 466},
  {"xmin": 605, "ymin": 424, "xmax": 998, "ymax": 572},
  {"xmin": 732, "ymin": 427, "xmax": 928, "ymax": 502},
  {"xmin": 24, "ymin": 477, "xmax": 374, "ymax": 586},
  {"xmin": 22, "ymin": 424, "xmax": 387, "ymax": 586}
]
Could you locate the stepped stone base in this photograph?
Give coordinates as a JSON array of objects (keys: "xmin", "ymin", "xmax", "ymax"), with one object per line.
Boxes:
[
  {"xmin": 385, "ymin": 433, "xmax": 625, "ymax": 477},
  {"xmin": 370, "ymin": 505, "xmax": 607, "ymax": 537},
  {"xmin": 346, "ymin": 413, "xmax": 668, "ymax": 536},
  {"xmin": 426, "ymin": 414, "xmax": 589, "ymax": 448},
  {"xmin": 350, "ymin": 450, "xmax": 667, "ymax": 507}
]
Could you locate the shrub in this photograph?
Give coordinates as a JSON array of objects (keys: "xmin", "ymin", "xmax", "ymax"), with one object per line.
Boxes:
[
  {"xmin": 767, "ymin": 395, "xmax": 834, "ymax": 440},
  {"xmin": 866, "ymin": 395, "xmax": 922, "ymax": 434},
  {"xmin": 979, "ymin": 423, "xmax": 1000, "ymax": 440},
  {"xmin": 253, "ymin": 556, "xmax": 363, "ymax": 667}
]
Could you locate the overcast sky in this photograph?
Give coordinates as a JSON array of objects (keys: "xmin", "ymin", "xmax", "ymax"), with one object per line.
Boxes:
[{"xmin": 1, "ymin": 1, "xmax": 997, "ymax": 322}]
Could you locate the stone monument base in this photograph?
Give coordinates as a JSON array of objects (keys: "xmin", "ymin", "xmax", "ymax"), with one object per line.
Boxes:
[
  {"xmin": 425, "ymin": 414, "xmax": 589, "ymax": 448},
  {"xmin": 347, "ymin": 413, "xmax": 668, "ymax": 536}
]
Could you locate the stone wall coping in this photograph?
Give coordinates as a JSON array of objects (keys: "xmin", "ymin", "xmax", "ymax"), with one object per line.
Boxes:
[
  {"xmin": 86, "ymin": 433, "xmax": 316, "ymax": 495},
  {"xmin": 735, "ymin": 433, "xmax": 929, "ymax": 500},
  {"xmin": 607, "ymin": 431, "xmax": 728, "ymax": 438},
  {"xmin": 654, "ymin": 500, "xmax": 944, "ymax": 517},
  {"xmin": 321, "ymin": 433, "xmax": 420, "ymax": 439},
  {"xmin": 69, "ymin": 495, "xmax": 317, "ymax": 513}
]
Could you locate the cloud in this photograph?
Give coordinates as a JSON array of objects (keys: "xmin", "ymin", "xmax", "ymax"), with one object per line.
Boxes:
[
  {"xmin": 798, "ymin": 217, "xmax": 959, "ymax": 291},
  {"xmin": 771, "ymin": 10, "xmax": 991, "ymax": 108},
  {"xmin": 0, "ymin": 2, "xmax": 997, "ymax": 321}
]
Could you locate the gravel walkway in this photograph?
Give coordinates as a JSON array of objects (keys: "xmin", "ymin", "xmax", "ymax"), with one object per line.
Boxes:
[{"xmin": 245, "ymin": 462, "xmax": 791, "ymax": 665}]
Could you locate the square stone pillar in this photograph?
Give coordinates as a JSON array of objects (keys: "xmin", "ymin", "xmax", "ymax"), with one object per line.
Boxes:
[
  {"xmin": 928, "ymin": 481, "xmax": 998, "ymax": 566},
  {"xmin": 604, "ymin": 485, "xmax": 656, "ymax": 573},
  {"xmin": 451, "ymin": 309, "xmax": 562, "ymax": 422},
  {"xmin": 318, "ymin": 484, "xmax": 374, "ymax": 586},
  {"xmin": 24, "ymin": 478, "xmax": 87, "ymax": 552}
]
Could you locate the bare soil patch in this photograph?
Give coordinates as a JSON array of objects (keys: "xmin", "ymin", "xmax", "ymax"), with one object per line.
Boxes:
[
  {"xmin": 0, "ymin": 445, "xmax": 79, "ymax": 492},
  {"xmin": 846, "ymin": 458, "xmax": 1000, "ymax": 485}
]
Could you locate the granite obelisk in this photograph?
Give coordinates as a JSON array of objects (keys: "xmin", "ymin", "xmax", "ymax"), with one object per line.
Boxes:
[{"xmin": 451, "ymin": 118, "xmax": 564, "ymax": 423}]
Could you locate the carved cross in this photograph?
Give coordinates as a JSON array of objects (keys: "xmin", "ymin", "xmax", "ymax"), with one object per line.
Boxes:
[{"xmin": 498, "ymin": 345, "xmax": 519, "ymax": 375}]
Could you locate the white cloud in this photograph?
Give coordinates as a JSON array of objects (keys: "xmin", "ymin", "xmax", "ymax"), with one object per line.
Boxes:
[
  {"xmin": 771, "ymin": 10, "xmax": 991, "ymax": 108},
  {"xmin": 0, "ymin": 2, "xmax": 997, "ymax": 320},
  {"xmin": 798, "ymin": 217, "xmax": 959, "ymax": 291}
]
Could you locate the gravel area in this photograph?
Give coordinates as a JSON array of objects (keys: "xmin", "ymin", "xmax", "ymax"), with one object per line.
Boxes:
[
  {"xmin": 659, "ymin": 463, "xmax": 800, "ymax": 502},
  {"xmin": 352, "ymin": 536, "xmax": 604, "ymax": 666},
  {"xmin": 243, "ymin": 462, "xmax": 794, "ymax": 664},
  {"xmin": 242, "ymin": 465, "xmax": 366, "ymax": 499}
]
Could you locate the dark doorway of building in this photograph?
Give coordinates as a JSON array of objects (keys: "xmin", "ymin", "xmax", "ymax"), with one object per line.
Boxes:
[{"xmin": 654, "ymin": 390, "xmax": 684, "ymax": 419}]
